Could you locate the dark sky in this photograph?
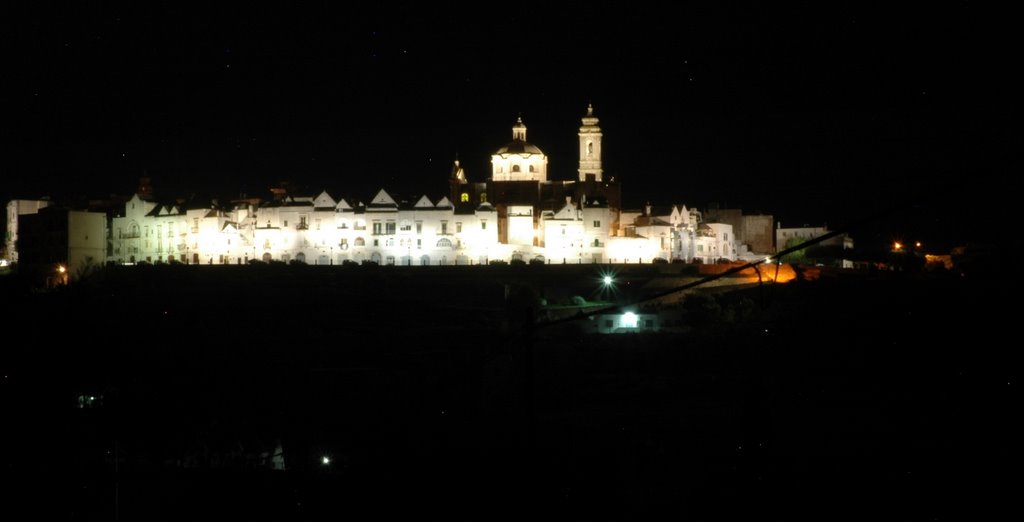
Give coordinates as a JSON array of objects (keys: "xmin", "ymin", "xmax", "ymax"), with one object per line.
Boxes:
[{"xmin": 3, "ymin": 4, "xmax": 1015, "ymax": 247}]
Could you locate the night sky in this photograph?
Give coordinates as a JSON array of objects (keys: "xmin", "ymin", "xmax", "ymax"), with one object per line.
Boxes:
[{"xmin": 3, "ymin": 5, "xmax": 1014, "ymax": 247}]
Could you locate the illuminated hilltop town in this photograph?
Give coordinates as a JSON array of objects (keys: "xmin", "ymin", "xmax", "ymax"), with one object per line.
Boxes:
[{"xmin": 4, "ymin": 105, "xmax": 825, "ymax": 278}]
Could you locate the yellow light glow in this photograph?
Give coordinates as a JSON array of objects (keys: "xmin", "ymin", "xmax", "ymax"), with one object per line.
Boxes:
[
  {"xmin": 58, "ymin": 265, "xmax": 66, "ymax": 273},
  {"xmin": 893, "ymin": 242, "xmax": 902, "ymax": 251},
  {"xmin": 915, "ymin": 241, "xmax": 921, "ymax": 248}
]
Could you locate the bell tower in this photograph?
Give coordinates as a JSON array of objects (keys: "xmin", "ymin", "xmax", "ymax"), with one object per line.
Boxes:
[{"xmin": 578, "ymin": 103, "xmax": 603, "ymax": 182}]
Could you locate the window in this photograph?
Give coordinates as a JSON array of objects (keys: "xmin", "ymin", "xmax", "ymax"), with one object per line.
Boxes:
[
  {"xmin": 593, "ymin": 220, "xmax": 600, "ymax": 228},
  {"xmin": 436, "ymin": 238, "xmax": 453, "ymax": 248},
  {"xmin": 460, "ymin": 193, "xmax": 469, "ymax": 203},
  {"xmin": 340, "ymin": 238, "xmax": 348, "ymax": 249},
  {"xmin": 480, "ymin": 192, "xmax": 487, "ymax": 203},
  {"xmin": 168, "ymin": 226, "xmax": 173, "ymax": 238},
  {"xmin": 354, "ymin": 237, "xmax": 365, "ymax": 246},
  {"xmin": 400, "ymin": 222, "xmax": 411, "ymax": 231},
  {"xmin": 481, "ymin": 221, "xmax": 487, "ymax": 230},
  {"xmin": 724, "ymin": 233, "xmax": 728, "ymax": 241},
  {"xmin": 416, "ymin": 221, "xmax": 422, "ymax": 233},
  {"xmin": 373, "ymin": 239, "xmax": 379, "ymax": 247},
  {"xmin": 373, "ymin": 222, "xmax": 382, "ymax": 235},
  {"xmin": 512, "ymin": 165, "xmax": 520, "ymax": 173},
  {"xmin": 441, "ymin": 221, "xmax": 448, "ymax": 235},
  {"xmin": 529, "ymin": 165, "xmax": 536, "ymax": 173},
  {"xmin": 283, "ymin": 220, "xmax": 288, "ymax": 227},
  {"xmin": 417, "ymin": 239, "xmax": 421, "ymax": 248},
  {"xmin": 697, "ymin": 245, "xmax": 703, "ymax": 252},
  {"xmin": 385, "ymin": 222, "xmax": 396, "ymax": 235},
  {"xmin": 587, "ymin": 141, "xmax": 593, "ymax": 156},
  {"xmin": 456, "ymin": 222, "xmax": 462, "ymax": 233}
]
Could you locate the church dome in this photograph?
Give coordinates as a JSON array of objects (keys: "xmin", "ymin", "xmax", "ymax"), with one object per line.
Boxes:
[{"xmin": 495, "ymin": 140, "xmax": 544, "ymax": 155}]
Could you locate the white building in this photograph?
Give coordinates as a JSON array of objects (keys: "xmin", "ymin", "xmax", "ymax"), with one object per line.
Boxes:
[{"xmin": 4, "ymin": 199, "xmax": 50, "ymax": 263}]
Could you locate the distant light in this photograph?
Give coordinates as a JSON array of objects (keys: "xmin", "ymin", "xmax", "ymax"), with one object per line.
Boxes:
[
  {"xmin": 764, "ymin": 257, "xmax": 772, "ymax": 263},
  {"xmin": 622, "ymin": 312, "xmax": 638, "ymax": 328},
  {"xmin": 915, "ymin": 241, "xmax": 922, "ymax": 248},
  {"xmin": 602, "ymin": 275, "xmax": 613, "ymax": 285},
  {"xmin": 321, "ymin": 456, "xmax": 331, "ymax": 466},
  {"xmin": 58, "ymin": 265, "xmax": 66, "ymax": 273},
  {"xmin": 893, "ymin": 242, "xmax": 903, "ymax": 251},
  {"xmin": 0, "ymin": 259, "xmax": 7, "ymax": 267}
]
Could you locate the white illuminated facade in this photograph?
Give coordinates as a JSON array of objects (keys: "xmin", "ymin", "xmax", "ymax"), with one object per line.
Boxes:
[{"xmin": 110, "ymin": 190, "xmax": 501, "ymax": 266}]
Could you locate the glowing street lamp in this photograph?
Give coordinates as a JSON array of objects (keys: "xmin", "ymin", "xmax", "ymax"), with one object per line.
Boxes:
[
  {"xmin": 893, "ymin": 241, "xmax": 903, "ymax": 252},
  {"xmin": 321, "ymin": 455, "xmax": 331, "ymax": 466},
  {"xmin": 602, "ymin": 275, "xmax": 613, "ymax": 286}
]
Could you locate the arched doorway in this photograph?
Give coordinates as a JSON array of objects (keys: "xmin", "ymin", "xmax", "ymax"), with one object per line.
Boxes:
[
  {"xmin": 420, "ymin": 255, "xmax": 430, "ymax": 266},
  {"xmin": 370, "ymin": 252, "xmax": 382, "ymax": 264},
  {"xmin": 262, "ymin": 252, "xmax": 272, "ymax": 262},
  {"xmin": 295, "ymin": 252, "xmax": 306, "ymax": 264}
]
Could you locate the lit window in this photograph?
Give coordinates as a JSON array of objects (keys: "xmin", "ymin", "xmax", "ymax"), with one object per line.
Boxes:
[
  {"xmin": 461, "ymin": 193, "xmax": 469, "ymax": 203},
  {"xmin": 480, "ymin": 193, "xmax": 487, "ymax": 203},
  {"xmin": 622, "ymin": 312, "xmax": 638, "ymax": 328}
]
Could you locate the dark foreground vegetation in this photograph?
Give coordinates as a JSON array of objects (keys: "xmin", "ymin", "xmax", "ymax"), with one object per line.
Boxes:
[{"xmin": 0, "ymin": 264, "xmax": 1015, "ymax": 520}]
